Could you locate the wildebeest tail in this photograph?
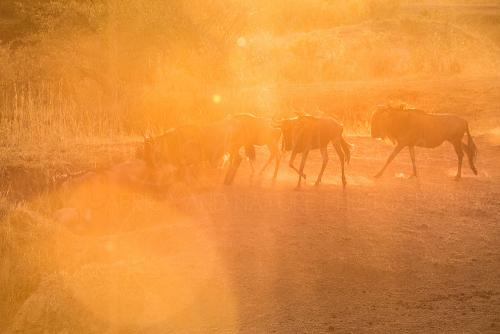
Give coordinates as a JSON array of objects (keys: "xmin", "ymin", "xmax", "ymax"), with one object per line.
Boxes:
[
  {"xmin": 340, "ymin": 136, "xmax": 352, "ymax": 164},
  {"xmin": 244, "ymin": 145, "xmax": 256, "ymax": 161},
  {"xmin": 466, "ymin": 124, "xmax": 477, "ymax": 165}
]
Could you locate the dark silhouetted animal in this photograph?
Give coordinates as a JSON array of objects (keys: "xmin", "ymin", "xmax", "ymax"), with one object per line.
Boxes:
[
  {"xmin": 371, "ymin": 104, "xmax": 478, "ymax": 180},
  {"xmin": 277, "ymin": 115, "xmax": 351, "ymax": 189},
  {"xmin": 224, "ymin": 114, "xmax": 282, "ymax": 185},
  {"xmin": 138, "ymin": 115, "xmax": 280, "ymax": 185}
]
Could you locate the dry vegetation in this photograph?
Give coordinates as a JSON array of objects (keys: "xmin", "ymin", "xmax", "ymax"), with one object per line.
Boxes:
[{"xmin": 1, "ymin": 0, "xmax": 499, "ymax": 333}]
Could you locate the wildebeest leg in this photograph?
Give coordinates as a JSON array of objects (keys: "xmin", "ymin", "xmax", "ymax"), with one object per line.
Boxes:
[
  {"xmin": 259, "ymin": 144, "xmax": 274, "ymax": 175},
  {"xmin": 452, "ymin": 141, "xmax": 463, "ymax": 180},
  {"xmin": 272, "ymin": 149, "xmax": 281, "ymax": 181},
  {"xmin": 259, "ymin": 144, "xmax": 281, "ymax": 181},
  {"xmin": 315, "ymin": 146, "xmax": 329, "ymax": 186},
  {"xmin": 408, "ymin": 146, "xmax": 417, "ymax": 177},
  {"xmin": 224, "ymin": 153, "xmax": 242, "ymax": 185},
  {"xmin": 296, "ymin": 150, "xmax": 309, "ymax": 190},
  {"xmin": 289, "ymin": 150, "xmax": 307, "ymax": 179},
  {"xmin": 248, "ymin": 158, "xmax": 255, "ymax": 183},
  {"xmin": 375, "ymin": 144, "xmax": 404, "ymax": 178},
  {"xmin": 333, "ymin": 142, "xmax": 346, "ymax": 187}
]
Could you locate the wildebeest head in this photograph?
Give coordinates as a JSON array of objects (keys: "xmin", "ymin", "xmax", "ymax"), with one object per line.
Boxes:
[
  {"xmin": 371, "ymin": 104, "xmax": 405, "ymax": 138},
  {"xmin": 137, "ymin": 130, "xmax": 176, "ymax": 167},
  {"xmin": 371, "ymin": 104, "xmax": 413, "ymax": 142},
  {"xmin": 139, "ymin": 127, "xmax": 207, "ymax": 170}
]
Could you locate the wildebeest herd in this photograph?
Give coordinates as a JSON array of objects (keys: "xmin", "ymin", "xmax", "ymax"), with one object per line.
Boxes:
[{"xmin": 138, "ymin": 103, "xmax": 478, "ymax": 189}]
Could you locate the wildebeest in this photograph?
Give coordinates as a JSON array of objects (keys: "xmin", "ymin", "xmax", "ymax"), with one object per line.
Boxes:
[
  {"xmin": 138, "ymin": 114, "xmax": 280, "ymax": 185},
  {"xmin": 224, "ymin": 113, "xmax": 282, "ymax": 185},
  {"xmin": 371, "ymin": 104, "xmax": 478, "ymax": 180},
  {"xmin": 141, "ymin": 126, "xmax": 205, "ymax": 167},
  {"xmin": 138, "ymin": 122, "xmax": 235, "ymax": 183},
  {"xmin": 277, "ymin": 114, "xmax": 351, "ymax": 189}
]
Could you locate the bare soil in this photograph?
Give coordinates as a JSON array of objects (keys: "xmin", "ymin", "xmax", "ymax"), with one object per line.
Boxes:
[
  {"xmin": 6, "ymin": 135, "xmax": 499, "ymax": 333},
  {"xmin": 172, "ymin": 136, "xmax": 500, "ymax": 333}
]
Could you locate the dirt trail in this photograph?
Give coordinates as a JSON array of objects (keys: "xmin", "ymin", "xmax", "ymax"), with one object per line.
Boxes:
[
  {"xmin": 170, "ymin": 136, "xmax": 500, "ymax": 333},
  {"xmin": 6, "ymin": 136, "xmax": 500, "ymax": 333}
]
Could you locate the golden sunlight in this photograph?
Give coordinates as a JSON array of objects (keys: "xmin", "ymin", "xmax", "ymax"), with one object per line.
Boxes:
[
  {"xmin": 212, "ymin": 94, "xmax": 222, "ymax": 104},
  {"xmin": 237, "ymin": 36, "xmax": 247, "ymax": 48},
  {"xmin": 1, "ymin": 0, "xmax": 499, "ymax": 333}
]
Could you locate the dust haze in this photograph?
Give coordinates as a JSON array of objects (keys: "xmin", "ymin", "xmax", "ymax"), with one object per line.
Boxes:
[{"xmin": 1, "ymin": 1, "xmax": 499, "ymax": 333}]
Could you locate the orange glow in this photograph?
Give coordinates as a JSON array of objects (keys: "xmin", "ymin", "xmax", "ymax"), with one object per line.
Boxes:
[
  {"xmin": 237, "ymin": 36, "xmax": 247, "ymax": 48},
  {"xmin": 212, "ymin": 94, "xmax": 222, "ymax": 104},
  {"xmin": 1, "ymin": 1, "xmax": 499, "ymax": 333}
]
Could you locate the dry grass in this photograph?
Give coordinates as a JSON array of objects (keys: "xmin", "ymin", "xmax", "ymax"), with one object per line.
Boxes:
[
  {"xmin": 2, "ymin": 72, "xmax": 497, "ymax": 201},
  {"xmin": 0, "ymin": 1, "xmax": 499, "ymax": 333},
  {"xmin": 0, "ymin": 1, "xmax": 498, "ymax": 143}
]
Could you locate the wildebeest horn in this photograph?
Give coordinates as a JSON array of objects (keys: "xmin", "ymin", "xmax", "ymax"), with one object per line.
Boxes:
[{"xmin": 272, "ymin": 119, "xmax": 282, "ymax": 128}]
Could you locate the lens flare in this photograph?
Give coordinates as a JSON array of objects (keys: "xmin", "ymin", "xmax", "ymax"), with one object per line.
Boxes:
[
  {"xmin": 212, "ymin": 94, "xmax": 222, "ymax": 104},
  {"xmin": 236, "ymin": 36, "xmax": 247, "ymax": 48}
]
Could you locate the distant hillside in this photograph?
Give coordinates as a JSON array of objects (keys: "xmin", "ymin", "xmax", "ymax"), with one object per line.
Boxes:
[
  {"xmin": 0, "ymin": 1, "xmax": 498, "ymax": 134},
  {"xmin": 240, "ymin": 14, "xmax": 500, "ymax": 85},
  {"xmin": 400, "ymin": 2, "xmax": 500, "ymax": 47}
]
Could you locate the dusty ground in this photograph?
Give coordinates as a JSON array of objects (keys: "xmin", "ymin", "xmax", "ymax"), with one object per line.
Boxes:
[
  {"xmin": 171, "ymin": 136, "xmax": 500, "ymax": 333},
  {"xmin": 1, "ymin": 1, "xmax": 499, "ymax": 331},
  {"xmin": 3, "ymin": 135, "xmax": 499, "ymax": 333}
]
